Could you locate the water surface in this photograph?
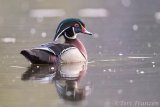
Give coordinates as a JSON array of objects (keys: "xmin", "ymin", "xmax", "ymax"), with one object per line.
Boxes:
[{"xmin": 0, "ymin": 0, "xmax": 160, "ymax": 107}]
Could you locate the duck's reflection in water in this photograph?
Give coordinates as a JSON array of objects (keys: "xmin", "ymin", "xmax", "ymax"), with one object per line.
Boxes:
[{"xmin": 21, "ymin": 62, "xmax": 89, "ymax": 101}]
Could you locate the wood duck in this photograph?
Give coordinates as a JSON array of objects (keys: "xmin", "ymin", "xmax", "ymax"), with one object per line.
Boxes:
[{"xmin": 21, "ymin": 18, "xmax": 92, "ymax": 64}]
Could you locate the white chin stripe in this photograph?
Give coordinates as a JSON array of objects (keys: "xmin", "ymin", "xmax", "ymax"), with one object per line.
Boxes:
[{"xmin": 64, "ymin": 27, "xmax": 77, "ymax": 39}]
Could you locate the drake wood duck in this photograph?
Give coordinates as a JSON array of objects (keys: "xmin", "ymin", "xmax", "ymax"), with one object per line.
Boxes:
[{"xmin": 21, "ymin": 18, "xmax": 92, "ymax": 64}]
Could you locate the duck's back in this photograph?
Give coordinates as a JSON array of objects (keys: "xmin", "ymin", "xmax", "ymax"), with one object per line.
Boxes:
[
  {"xmin": 21, "ymin": 42, "xmax": 86, "ymax": 64},
  {"xmin": 34, "ymin": 43, "xmax": 75, "ymax": 55}
]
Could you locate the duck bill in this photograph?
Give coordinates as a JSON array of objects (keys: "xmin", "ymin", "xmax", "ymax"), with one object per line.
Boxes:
[{"xmin": 81, "ymin": 27, "xmax": 92, "ymax": 35}]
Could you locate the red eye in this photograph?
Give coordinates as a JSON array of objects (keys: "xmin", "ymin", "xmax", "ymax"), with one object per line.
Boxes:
[{"xmin": 74, "ymin": 24, "xmax": 79, "ymax": 27}]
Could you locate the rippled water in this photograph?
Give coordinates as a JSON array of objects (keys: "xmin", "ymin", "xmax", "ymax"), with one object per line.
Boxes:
[{"xmin": 1, "ymin": 0, "xmax": 160, "ymax": 107}]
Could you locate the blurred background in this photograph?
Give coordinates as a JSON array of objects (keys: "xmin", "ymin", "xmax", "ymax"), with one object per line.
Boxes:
[
  {"xmin": 0, "ymin": 0, "xmax": 160, "ymax": 107},
  {"xmin": 1, "ymin": 0, "xmax": 160, "ymax": 57}
]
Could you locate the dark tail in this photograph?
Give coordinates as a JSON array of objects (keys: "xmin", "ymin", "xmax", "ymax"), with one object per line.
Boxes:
[
  {"xmin": 21, "ymin": 50, "xmax": 39, "ymax": 64},
  {"xmin": 21, "ymin": 49, "xmax": 46, "ymax": 64},
  {"xmin": 21, "ymin": 49, "xmax": 57, "ymax": 64}
]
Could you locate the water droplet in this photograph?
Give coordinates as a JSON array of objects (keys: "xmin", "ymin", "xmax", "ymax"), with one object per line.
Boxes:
[
  {"xmin": 41, "ymin": 32, "xmax": 47, "ymax": 38},
  {"xmin": 153, "ymin": 65, "xmax": 156, "ymax": 68},
  {"xmin": 140, "ymin": 71, "xmax": 144, "ymax": 74},
  {"xmin": 152, "ymin": 62, "xmax": 155, "ymax": 64},
  {"xmin": 108, "ymin": 69, "xmax": 112, "ymax": 72},
  {"xmin": 129, "ymin": 80, "xmax": 133, "ymax": 83},
  {"xmin": 132, "ymin": 24, "xmax": 139, "ymax": 31},
  {"xmin": 51, "ymin": 67, "xmax": 54, "ymax": 70},
  {"xmin": 103, "ymin": 69, "xmax": 106, "ymax": 72},
  {"xmin": 118, "ymin": 53, "xmax": 123, "ymax": 56}
]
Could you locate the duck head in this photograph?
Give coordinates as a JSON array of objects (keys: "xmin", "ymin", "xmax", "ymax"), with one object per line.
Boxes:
[{"xmin": 53, "ymin": 18, "xmax": 92, "ymax": 41}]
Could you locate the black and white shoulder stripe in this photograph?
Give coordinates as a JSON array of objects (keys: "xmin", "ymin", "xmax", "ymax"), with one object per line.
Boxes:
[{"xmin": 32, "ymin": 42, "xmax": 76, "ymax": 56}]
